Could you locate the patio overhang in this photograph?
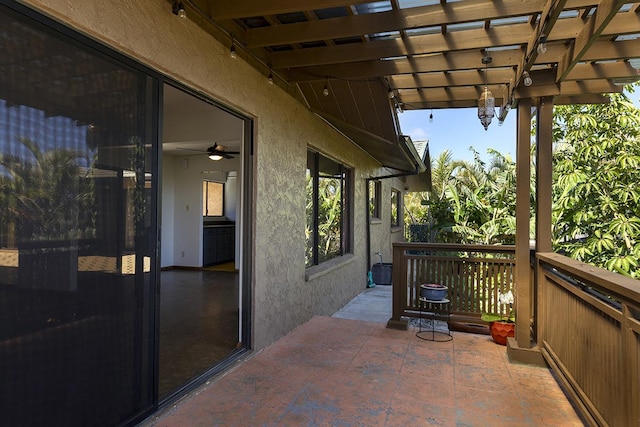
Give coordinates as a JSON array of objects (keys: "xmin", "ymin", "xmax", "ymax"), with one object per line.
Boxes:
[
  {"xmin": 314, "ymin": 110, "xmax": 425, "ymax": 173},
  {"xmin": 177, "ymin": 0, "xmax": 640, "ymax": 191}
]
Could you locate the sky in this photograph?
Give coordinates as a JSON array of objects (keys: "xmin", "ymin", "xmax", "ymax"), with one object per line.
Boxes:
[{"xmin": 398, "ymin": 88, "xmax": 640, "ymax": 164}]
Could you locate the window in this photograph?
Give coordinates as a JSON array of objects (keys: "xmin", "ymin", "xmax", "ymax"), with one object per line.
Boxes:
[
  {"xmin": 203, "ymin": 180, "xmax": 224, "ymax": 216},
  {"xmin": 391, "ymin": 189, "xmax": 401, "ymax": 227},
  {"xmin": 369, "ymin": 180, "xmax": 381, "ymax": 220},
  {"xmin": 306, "ymin": 150, "xmax": 352, "ymax": 267}
]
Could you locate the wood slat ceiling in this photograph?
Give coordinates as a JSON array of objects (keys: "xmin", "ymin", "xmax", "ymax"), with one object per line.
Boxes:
[
  {"xmin": 185, "ymin": 0, "xmax": 640, "ymax": 134},
  {"xmin": 182, "ymin": 1, "xmax": 640, "ymax": 168}
]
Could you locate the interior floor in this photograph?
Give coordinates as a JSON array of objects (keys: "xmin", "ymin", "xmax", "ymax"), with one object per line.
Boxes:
[{"xmin": 159, "ymin": 269, "xmax": 239, "ymax": 397}]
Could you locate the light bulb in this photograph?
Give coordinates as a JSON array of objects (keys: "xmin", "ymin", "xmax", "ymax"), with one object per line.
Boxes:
[
  {"xmin": 178, "ymin": 2, "xmax": 186, "ymax": 18},
  {"xmin": 230, "ymin": 45, "xmax": 237, "ymax": 59},
  {"xmin": 537, "ymin": 35, "xmax": 547, "ymax": 54},
  {"xmin": 268, "ymin": 72, "xmax": 274, "ymax": 84},
  {"xmin": 523, "ymin": 71, "xmax": 533, "ymax": 87},
  {"xmin": 322, "ymin": 84, "xmax": 329, "ymax": 96},
  {"xmin": 537, "ymin": 43, "xmax": 546, "ymax": 54},
  {"xmin": 388, "ymin": 89, "xmax": 395, "ymax": 99}
]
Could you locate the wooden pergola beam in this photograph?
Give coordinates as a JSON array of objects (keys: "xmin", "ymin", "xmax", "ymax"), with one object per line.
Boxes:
[
  {"xmin": 284, "ymin": 38, "xmax": 640, "ymax": 82},
  {"xmin": 271, "ymin": 13, "xmax": 639, "ymax": 69},
  {"xmin": 208, "ymin": 0, "xmax": 369, "ymax": 20},
  {"xmin": 245, "ymin": 0, "xmax": 548, "ymax": 48},
  {"xmin": 556, "ymin": 0, "xmax": 628, "ymax": 82},
  {"xmin": 389, "ymin": 68, "xmax": 514, "ymax": 89}
]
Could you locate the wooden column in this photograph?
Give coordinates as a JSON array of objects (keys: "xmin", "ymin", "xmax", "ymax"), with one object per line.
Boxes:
[
  {"xmin": 536, "ymin": 97, "xmax": 554, "ymax": 253},
  {"xmin": 515, "ymin": 98, "xmax": 532, "ymax": 349}
]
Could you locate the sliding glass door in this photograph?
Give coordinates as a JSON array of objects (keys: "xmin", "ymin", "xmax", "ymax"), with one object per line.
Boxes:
[{"xmin": 0, "ymin": 4, "xmax": 158, "ymax": 425}]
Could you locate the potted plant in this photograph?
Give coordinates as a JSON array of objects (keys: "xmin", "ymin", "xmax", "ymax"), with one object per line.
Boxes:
[{"xmin": 481, "ymin": 290, "xmax": 515, "ymax": 345}]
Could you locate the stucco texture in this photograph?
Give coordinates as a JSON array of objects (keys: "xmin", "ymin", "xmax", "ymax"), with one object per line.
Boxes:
[{"xmin": 23, "ymin": 0, "xmax": 395, "ymax": 350}]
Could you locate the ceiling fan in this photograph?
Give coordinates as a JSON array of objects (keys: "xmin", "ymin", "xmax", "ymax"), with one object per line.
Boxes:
[
  {"xmin": 206, "ymin": 143, "xmax": 238, "ymax": 161},
  {"xmin": 176, "ymin": 143, "xmax": 239, "ymax": 160}
]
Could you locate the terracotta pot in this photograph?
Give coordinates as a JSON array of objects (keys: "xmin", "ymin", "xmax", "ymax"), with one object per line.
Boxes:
[{"xmin": 489, "ymin": 321, "xmax": 514, "ymax": 345}]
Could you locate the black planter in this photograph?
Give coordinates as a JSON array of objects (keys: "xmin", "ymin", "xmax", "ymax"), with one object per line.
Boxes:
[{"xmin": 420, "ymin": 284, "xmax": 448, "ymax": 301}]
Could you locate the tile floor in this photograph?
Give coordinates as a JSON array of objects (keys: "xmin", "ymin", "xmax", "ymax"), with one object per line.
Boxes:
[{"xmin": 143, "ymin": 316, "xmax": 584, "ymax": 427}]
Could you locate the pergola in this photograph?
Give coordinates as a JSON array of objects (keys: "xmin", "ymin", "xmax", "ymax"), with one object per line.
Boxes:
[
  {"xmin": 176, "ymin": 0, "xmax": 639, "ymax": 170},
  {"xmin": 173, "ymin": 2, "xmax": 640, "ymax": 423}
]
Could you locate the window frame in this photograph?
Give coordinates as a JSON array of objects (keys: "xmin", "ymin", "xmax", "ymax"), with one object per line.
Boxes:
[
  {"xmin": 306, "ymin": 150, "xmax": 353, "ymax": 267},
  {"xmin": 369, "ymin": 180, "xmax": 382, "ymax": 220},
  {"xmin": 202, "ymin": 180, "xmax": 225, "ymax": 217},
  {"xmin": 391, "ymin": 188, "xmax": 401, "ymax": 228}
]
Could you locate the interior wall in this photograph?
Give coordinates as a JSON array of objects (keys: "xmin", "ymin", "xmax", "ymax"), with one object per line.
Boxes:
[
  {"xmin": 161, "ymin": 155, "xmax": 176, "ymax": 268},
  {"xmin": 162, "ymin": 153, "xmax": 240, "ymax": 268},
  {"xmin": 24, "ymin": 0, "xmax": 388, "ymax": 350},
  {"xmin": 224, "ymin": 174, "xmax": 238, "ymax": 221}
]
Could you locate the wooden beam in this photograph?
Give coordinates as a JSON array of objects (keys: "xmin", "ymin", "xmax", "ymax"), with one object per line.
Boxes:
[
  {"xmin": 271, "ymin": 12, "xmax": 637, "ymax": 69},
  {"xmin": 556, "ymin": 0, "xmax": 628, "ymax": 82},
  {"xmin": 401, "ymin": 100, "xmax": 482, "ymax": 109},
  {"xmin": 565, "ymin": 61, "xmax": 640, "ymax": 81},
  {"xmin": 285, "ymin": 38, "xmax": 640, "ymax": 83},
  {"xmin": 285, "ymin": 49, "xmax": 526, "ymax": 82},
  {"xmin": 515, "ymin": 79, "xmax": 624, "ymax": 98},
  {"xmin": 272, "ymin": 23, "xmax": 536, "ymax": 68},
  {"xmin": 508, "ymin": 0, "xmax": 567, "ymax": 110},
  {"xmin": 515, "ymin": 98, "xmax": 532, "ymax": 349},
  {"xmin": 581, "ymin": 39, "xmax": 640, "ymax": 62},
  {"xmin": 398, "ymin": 85, "xmax": 507, "ymax": 104},
  {"xmin": 389, "ymin": 68, "xmax": 514, "ymax": 89},
  {"xmin": 554, "ymin": 93, "xmax": 611, "ymax": 104},
  {"xmin": 536, "ymin": 97, "xmax": 554, "ymax": 253},
  {"xmin": 208, "ymin": 0, "xmax": 369, "ymax": 20},
  {"xmin": 245, "ymin": 0, "xmax": 548, "ymax": 48}
]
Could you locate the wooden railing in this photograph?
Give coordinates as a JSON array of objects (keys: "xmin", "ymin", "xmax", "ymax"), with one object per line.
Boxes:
[
  {"xmin": 390, "ymin": 243, "xmax": 516, "ymax": 330},
  {"xmin": 537, "ymin": 252, "xmax": 640, "ymax": 427}
]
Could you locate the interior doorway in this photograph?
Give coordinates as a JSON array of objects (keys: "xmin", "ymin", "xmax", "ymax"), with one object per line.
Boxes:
[{"xmin": 159, "ymin": 83, "xmax": 248, "ymax": 398}]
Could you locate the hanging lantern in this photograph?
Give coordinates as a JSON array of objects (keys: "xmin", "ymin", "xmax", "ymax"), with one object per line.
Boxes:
[
  {"xmin": 477, "ymin": 55, "xmax": 495, "ymax": 130},
  {"xmin": 478, "ymin": 86, "xmax": 495, "ymax": 131}
]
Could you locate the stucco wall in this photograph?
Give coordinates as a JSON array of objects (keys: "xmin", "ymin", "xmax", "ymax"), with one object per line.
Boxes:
[{"xmin": 23, "ymin": 0, "xmax": 393, "ymax": 350}]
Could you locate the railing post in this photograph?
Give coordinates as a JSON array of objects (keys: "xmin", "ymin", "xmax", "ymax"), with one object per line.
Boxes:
[
  {"xmin": 622, "ymin": 303, "xmax": 639, "ymax": 425},
  {"xmin": 387, "ymin": 243, "xmax": 408, "ymax": 330}
]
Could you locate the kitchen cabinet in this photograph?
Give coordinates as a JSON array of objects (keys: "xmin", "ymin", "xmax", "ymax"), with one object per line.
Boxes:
[{"xmin": 203, "ymin": 225, "xmax": 235, "ymax": 266}]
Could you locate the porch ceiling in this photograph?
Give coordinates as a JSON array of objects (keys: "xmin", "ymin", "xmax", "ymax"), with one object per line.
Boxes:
[{"xmin": 181, "ymin": 0, "xmax": 640, "ymax": 171}]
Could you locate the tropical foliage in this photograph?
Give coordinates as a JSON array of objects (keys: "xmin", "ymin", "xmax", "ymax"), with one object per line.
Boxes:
[
  {"xmin": 305, "ymin": 169, "xmax": 344, "ymax": 266},
  {"xmin": 406, "ymin": 148, "xmax": 520, "ymax": 245},
  {"xmin": 0, "ymin": 137, "xmax": 95, "ymax": 244},
  {"xmin": 405, "ymin": 85, "xmax": 640, "ymax": 278},
  {"xmin": 552, "ymin": 90, "xmax": 640, "ymax": 278}
]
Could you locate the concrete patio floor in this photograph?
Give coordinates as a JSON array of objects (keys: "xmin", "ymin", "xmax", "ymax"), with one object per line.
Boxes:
[{"xmin": 143, "ymin": 287, "xmax": 584, "ymax": 426}]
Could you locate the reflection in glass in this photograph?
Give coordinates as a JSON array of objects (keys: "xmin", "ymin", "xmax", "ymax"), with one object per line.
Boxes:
[{"xmin": 0, "ymin": 5, "xmax": 155, "ymax": 426}]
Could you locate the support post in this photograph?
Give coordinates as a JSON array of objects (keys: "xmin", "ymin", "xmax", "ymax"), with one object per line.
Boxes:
[
  {"xmin": 515, "ymin": 98, "xmax": 532, "ymax": 349},
  {"xmin": 508, "ymin": 98, "xmax": 546, "ymax": 366},
  {"xmin": 536, "ymin": 97, "xmax": 554, "ymax": 253}
]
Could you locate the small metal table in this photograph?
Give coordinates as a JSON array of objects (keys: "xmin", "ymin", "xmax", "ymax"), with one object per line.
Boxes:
[{"xmin": 416, "ymin": 297, "xmax": 452, "ymax": 342}]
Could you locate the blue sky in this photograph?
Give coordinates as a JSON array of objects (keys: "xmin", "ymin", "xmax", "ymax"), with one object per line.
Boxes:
[{"xmin": 398, "ymin": 89, "xmax": 640, "ymax": 164}]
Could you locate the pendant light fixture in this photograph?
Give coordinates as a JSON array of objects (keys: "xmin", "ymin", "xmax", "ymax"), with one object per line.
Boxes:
[
  {"xmin": 172, "ymin": 1, "xmax": 186, "ymax": 18},
  {"xmin": 477, "ymin": 55, "xmax": 495, "ymax": 131}
]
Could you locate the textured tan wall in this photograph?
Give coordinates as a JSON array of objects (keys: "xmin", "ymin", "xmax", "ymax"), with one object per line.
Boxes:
[{"xmin": 22, "ymin": 0, "xmax": 393, "ymax": 350}]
